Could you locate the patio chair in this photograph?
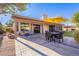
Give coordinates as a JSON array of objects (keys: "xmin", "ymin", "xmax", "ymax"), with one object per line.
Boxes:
[
  {"xmin": 48, "ymin": 31, "xmax": 53, "ymax": 42},
  {"xmin": 55, "ymin": 31, "xmax": 63, "ymax": 43},
  {"xmin": 51, "ymin": 32, "xmax": 56, "ymax": 42},
  {"xmin": 45, "ymin": 31, "xmax": 52, "ymax": 42},
  {"xmin": 45, "ymin": 31, "xmax": 49, "ymax": 40}
]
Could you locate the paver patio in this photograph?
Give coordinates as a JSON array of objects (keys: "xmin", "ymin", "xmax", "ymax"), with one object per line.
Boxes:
[
  {"xmin": 15, "ymin": 37, "xmax": 60, "ymax": 56},
  {"xmin": 20, "ymin": 34, "xmax": 79, "ymax": 56},
  {"xmin": 15, "ymin": 39, "xmax": 43, "ymax": 56}
]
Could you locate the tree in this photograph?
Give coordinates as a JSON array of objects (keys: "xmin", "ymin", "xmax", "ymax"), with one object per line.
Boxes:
[
  {"xmin": 72, "ymin": 12, "xmax": 79, "ymax": 27},
  {"xmin": 0, "ymin": 3, "xmax": 29, "ymax": 33},
  {"xmin": 72, "ymin": 12, "xmax": 79, "ymax": 43},
  {"xmin": 0, "ymin": 3, "xmax": 28, "ymax": 15},
  {"xmin": 6, "ymin": 20, "xmax": 14, "ymax": 27},
  {"xmin": 0, "ymin": 22, "xmax": 6, "ymax": 34},
  {"xmin": 0, "ymin": 22, "xmax": 2, "ymax": 25},
  {"xmin": 0, "ymin": 22, "xmax": 3, "ymax": 31}
]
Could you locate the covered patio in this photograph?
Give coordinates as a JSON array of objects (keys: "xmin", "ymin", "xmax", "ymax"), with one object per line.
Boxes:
[{"xmin": 12, "ymin": 15, "xmax": 63, "ymax": 35}]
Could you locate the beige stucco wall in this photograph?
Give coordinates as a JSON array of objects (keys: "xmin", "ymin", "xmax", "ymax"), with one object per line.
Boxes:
[
  {"xmin": 43, "ymin": 24, "xmax": 49, "ymax": 33},
  {"xmin": 12, "ymin": 21, "xmax": 17, "ymax": 34},
  {"xmin": 13, "ymin": 21, "xmax": 49, "ymax": 34}
]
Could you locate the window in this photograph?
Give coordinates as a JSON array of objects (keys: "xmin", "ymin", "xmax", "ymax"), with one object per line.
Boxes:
[
  {"xmin": 55, "ymin": 26, "xmax": 62, "ymax": 31},
  {"xmin": 20, "ymin": 23, "xmax": 30, "ymax": 31}
]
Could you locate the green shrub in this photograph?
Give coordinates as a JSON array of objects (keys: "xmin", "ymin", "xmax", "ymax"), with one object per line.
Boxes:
[
  {"xmin": 6, "ymin": 28, "xmax": 14, "ymax": 33},
  {"xmin": 73, "ymin": 31, "xmax": 79, "ymax": 43},
  {"xmin": 0, "ymin": 25, "xmax": 6, "ymax": 34},
  {"xmin": 0, "ymin": 29, "xmax": 5, "ymax": 34}
]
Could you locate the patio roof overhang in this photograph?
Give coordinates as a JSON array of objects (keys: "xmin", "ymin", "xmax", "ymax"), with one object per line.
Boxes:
[{"xmin": 12, "ymin": 15, "xmax": 63, "ymax": 26}]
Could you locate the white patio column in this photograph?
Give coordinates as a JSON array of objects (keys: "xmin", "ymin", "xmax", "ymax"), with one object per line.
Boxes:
[
  {"xmin": 30, "ymin": 24, "xmax": 34, "ymax": 34},
  {"xmin": 13, "ymin": 21, "xmax": 17, "ymax": 33},
  {"xmin": 44, "ymin": 24, "xmax": 49, "ymax": 33},
  {"xmin": 40, "ymin": 24, "xmax": 43, "ymax": 34},
  {"xmin": 18, "ymin": 22, "xmax": 21, "ymax": 33}
]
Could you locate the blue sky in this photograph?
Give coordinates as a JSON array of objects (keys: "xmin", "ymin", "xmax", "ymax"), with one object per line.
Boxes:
[{"xmin": 1, "ymin": 3, "xmax": 79, "ymax": 25}]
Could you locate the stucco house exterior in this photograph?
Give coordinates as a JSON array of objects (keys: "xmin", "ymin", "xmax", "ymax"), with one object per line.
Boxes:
[{"xmin": 12, "ymin": 15, "xmax": 63, "ymax": 35}]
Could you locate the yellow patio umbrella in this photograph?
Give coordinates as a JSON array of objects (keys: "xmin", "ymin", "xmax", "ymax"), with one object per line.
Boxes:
[{"xmin": 44, "ymin": 17, "xmax": 67, "ymax": 23}]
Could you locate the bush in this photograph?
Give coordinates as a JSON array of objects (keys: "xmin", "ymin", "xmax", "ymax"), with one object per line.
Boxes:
[
  {"xmin": 6, "ymin": 28, "xmax": 14, "ymax": 33},
  {"xmin": 73, "ymin": 31, "xmax": 79, "ymax": 43},
  {"xmin": 0, "ymin": 30, "xmax": 5, "ymax": 34},
  {"xmin": 0, "ymin": 25, "xmax": 6, "ymax": 34}
]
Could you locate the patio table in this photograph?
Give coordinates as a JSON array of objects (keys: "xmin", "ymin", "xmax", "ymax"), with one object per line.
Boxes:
[
  {"xmin": 51, "ymin": 32, "xmax": 60, "ymax": 35},
  {"xmin": 51, "ymin": 31, "xmax": 64, "ymax": 43},
  {"xmin": 51, "ymin": 32, "xmax": 60, "ymax": 41}
]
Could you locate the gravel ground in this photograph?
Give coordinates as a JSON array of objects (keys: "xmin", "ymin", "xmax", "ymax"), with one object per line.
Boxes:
[{"xmin": 0, "ymin": 36, "xmax": 15, "ymax": 56}]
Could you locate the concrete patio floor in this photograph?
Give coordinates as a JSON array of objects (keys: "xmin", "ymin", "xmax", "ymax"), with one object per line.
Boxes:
[{"xmin": 20, "ymin": 34, "xmax": 79, "ymax": 56}]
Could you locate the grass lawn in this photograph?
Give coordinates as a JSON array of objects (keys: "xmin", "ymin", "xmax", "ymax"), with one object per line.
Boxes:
[{"xmin": 64, "ymin": 31, "xmax": 74, "ymax": 37}]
